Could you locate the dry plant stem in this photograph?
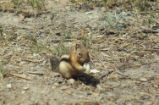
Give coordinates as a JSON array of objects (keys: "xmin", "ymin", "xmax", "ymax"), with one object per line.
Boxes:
[
  {"xmin": 8, "ymin": 73, "xmax": 30, "ymax": 80},
  {"xmin": 99, "ymin": 70, "xmax": 114, "ymax": 80},
  {"xmin": 27, "ymin": 72, "xmax": 44, "ymax": 76},
  {"xmin": 0, "ymin": 8, "xmax": 50, "ymax": 17},
  {"xmin": 63, "ymin": 91, "xmax": 74, "ymax": 96},
  {"xmin": 22, "ymin": 58, "xmax": 43, "ymax": 63},
  {"xmin": 52, "ymin": 39, "xmax": 77, "ymax": 42},
  {"xmin": 98, "ymin": 58, "xmax": 107, "ymax": 69},
  {"xmin": 142, "ymin": 29, "xmax": 159, "ymax": 33},
  {"xmin": 144, "ymin": 49, "xmax": 159, "ymax": 52}
]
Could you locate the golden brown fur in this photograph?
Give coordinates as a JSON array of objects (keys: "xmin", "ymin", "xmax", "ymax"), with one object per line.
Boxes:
[{"xmin": 58, "ymin": 43, "xmax": 90, "ymax": 79}]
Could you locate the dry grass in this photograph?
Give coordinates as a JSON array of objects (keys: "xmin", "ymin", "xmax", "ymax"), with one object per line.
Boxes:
[
  {"xmin": 0, "ymin": 0, "xmax": 46, "ymax": 17},
  {"xmin": 0, "ymin": 0, "xmax": 159, "ymax": 104},
  {"xmin": 0, "ymin": 0, "xmax": 158, "ymax": 71},
  {"xmin": 55, "ymin": 42, "xmax": 69, "ymax": 57},
  {"xmin": 11, "ymin": 0, "xmax": 45, "ymax": 10},
  {"xmin": 70, "ymin": 0, "xmax": 159, "ymax": 11}
]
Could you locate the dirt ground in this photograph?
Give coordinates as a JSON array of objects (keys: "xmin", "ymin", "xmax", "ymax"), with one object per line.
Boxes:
[{"xmin": 0, "ymin": 0, "xmax": 159, "ymax": 105}]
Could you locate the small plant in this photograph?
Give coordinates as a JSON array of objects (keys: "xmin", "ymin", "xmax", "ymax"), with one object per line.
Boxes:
[
  {"xmin": 132, "ymin": 0, "xmax": 150, "ymax": 11},
  {"xmin": 26, "ymin": 35, "xmax": 38, "ymax": 53},
  {"xmin": 12, "ymin": 0, "xmax": 23, "ymax": 8},
  {"xmin": 25, "ymin": 35, "xmax": 42, "ymax": 53},
  {"xmin": 55, "ymin": 42, "xmax": 68, "ymax": 57},
  {"xmin": 142, "ymin": 16, "xmax": 155, "ymax": 28},
  {"xmin": 25, "ymin": 35, "xmax": 37, "ymax": 45},
  {"xmin": 103, "ymin": 0, "xmax": 107, "ymax": 3},
  {"xmin": 25, "ymin": 34, "xmax": 52, "ymax": 54},
  {"xmin": 64, "ymin": 32, "xmax": 72, "ymax": 39},
  {"xmin": 105, "ymin": 12, "xmax": 121, "ymax": 30},
  {"xmin": 28, "ymin": 0, "xmax": 45, "ymax": 11},
  {"xmin": 0, "ymin": 62, "xmax": 5, "ymax": 81},
  {"xmin": 31, "ymin": 43, "xmax": 45, "ymax": 54},
  {"xmin": 103, "ymin": 0, "xmax": 116, "ymax": 8},
  {"xmin": 82, "ymin": 35, "xmax": 90, "ymax": 47}
]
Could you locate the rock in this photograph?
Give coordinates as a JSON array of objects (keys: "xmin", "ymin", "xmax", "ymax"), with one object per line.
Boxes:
[
  {"xmin": 21, "ymin": 91, "xmax": 25, "ymax": 94},
  {"xmin": 6, "ymin": 84, "xmax": 12, "ymax": 89},
  {"xmin": 97, "ymin": 84, "xmax": 102, "ymax": 91},
  {"xmin": 23, "ymin": 86, "xmax": 29, "ymax": 90},
  {"xmin": 140, "ymin": 77, "xmax": 147, "ymax": 82},
  {"xmin": 68, "ymin": 79, "xmax": 75, "ymax": 84},
  {"xmin": 154, "ymin": 84, "xmax": 158, "ymax": 88},
  {"xmin": 54, "ymin": 83, "xmax": 59, "ymax": 86}
]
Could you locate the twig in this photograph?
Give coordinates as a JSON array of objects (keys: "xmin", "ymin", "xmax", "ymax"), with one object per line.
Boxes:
[
  {"xmin": 142, "ymin": 29, "xmax": 159, "ymax": 33},
  {"xmin": 51, "ymin": 39, "xmax": 77, "ymax": 43},
  {"xmin": 8, "ymin": 73, "xmax": 30, "ymax": 80},
  {"xmin": 27, "ymin": 72, "xmax": 44, "ymax": 76},
  {"xmin": 144, "ymin": 49, "xmax": 159, "ymax": 52},
  {"xmin": 0, "ymin": 8, "xmax": 51, "ymax": 17},
  {"xmin": 100, "ymin": 48, "xmax": 109, "ymax": 51},
  {"xmin": 99, "ymin": 70, "xmax": 114, "ymax": 80},
  {"xmin": 132, "ymin": 29, "xmax": 159, "ymax": 35},
  {"xmin": 22, "ymin": 59, "xmax": 43, "ymax": 63}
]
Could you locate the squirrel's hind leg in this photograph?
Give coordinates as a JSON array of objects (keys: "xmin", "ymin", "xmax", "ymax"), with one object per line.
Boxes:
[{"xmin": 59, "ymin": 61, "xmax": 74, "ymax": 79}]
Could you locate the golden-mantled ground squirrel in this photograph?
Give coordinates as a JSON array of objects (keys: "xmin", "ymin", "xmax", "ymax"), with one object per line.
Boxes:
[{"xmin": 50, "ymin": 43, "xmax": 90, "ymax": 79}]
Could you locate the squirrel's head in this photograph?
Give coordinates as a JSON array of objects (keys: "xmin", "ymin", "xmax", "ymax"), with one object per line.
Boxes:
[{"xmin": 76, "ymin": 43, "xmax": 90, "ymax": 65}]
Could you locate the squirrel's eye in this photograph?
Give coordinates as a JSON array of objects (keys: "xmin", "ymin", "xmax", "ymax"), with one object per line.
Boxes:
[{"xmin": 78, "ymin": 52, "xmax": 82, "ymax": 57}]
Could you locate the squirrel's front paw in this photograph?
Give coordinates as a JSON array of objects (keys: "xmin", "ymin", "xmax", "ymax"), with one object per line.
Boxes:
[{"xmin": 83, "ymin": 63, "xmax": 90, "ymax": 72}]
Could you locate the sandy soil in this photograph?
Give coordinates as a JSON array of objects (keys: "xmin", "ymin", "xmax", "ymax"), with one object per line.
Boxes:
[{"xmin": 0, "ymin": 0, "xmax": 159, "ymax": 105}]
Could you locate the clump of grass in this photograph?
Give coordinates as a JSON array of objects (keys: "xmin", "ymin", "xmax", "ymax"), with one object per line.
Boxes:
[
  {"xmin": 12, "ymin": 0, "xmax": 23, "ymax": 8},
  {"xmin": 31, "ymin": 43, "xmax": 45, "ymax": 54},
  {"xmin": 105, "ymin": 12, "xmax": 121, "ymax": 30},
  {"xmin": 25, "ymin": 34, "xmax": 37, "ymax": 44},
  {"xmin": 0, "ymin": 1, "xmax": 14, "ymax": 10},
  {"xmin": 0, "ymin": 62, "xmax": 6, "ymax": 81},
  {"xmin": 103, "ymin": 0, "xmax": 117, "ymax": 8},
  {"xmin": 105, "ymin": 0, "xmax": 154, "ymax": 11},
  {"xmin": 132, "ymin": 0, "xmax": 151, "ymax": 11},
  {"xmin": 28, "ymin": 0, "xmax": 45, "ymax": 11},
  {"xmin": 103, "ymin": 0, "xmax": 151, "ymax": 11},
  {"xmin": 25, "ymin": 35, "xmax": 51, "ymax": 54},
  {"xmin": 142, "ymin": 15, "xmax": 155, "ymax": 28},
  {"xmin": 10, "ymin": 0, "xmax": 46, "ymax": 12},
  {"xmin": 25, "ymin": 35, "xmax": 39, "ymax": 53},
  {"xmin": 0, "ymin": 26, "xmax": 17, "ymax": 42},
  {"xmin": 55, "ymin": 42, "xmax": 68, "ymax": 57},
  {"xmin": 82, "ymin": 35, "xmax": 91, "ymax": 47},
  {"xmin": 64, "ymin": 32, "xmax": 72, "ymax": 39},
  {"xmin": 0, "ymin": 26, "xmax": 4, "ymax": 40}
]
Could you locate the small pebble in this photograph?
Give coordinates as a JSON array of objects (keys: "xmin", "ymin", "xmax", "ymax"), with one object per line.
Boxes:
[
  {"xmin": 68, "ymin": 79, "xmax": 75, "ymax": 84},
  {"xmin": 21, "ymin": 91, "xmax": 25, "ymax": 94},
  {"xmin": 97, "ymin": 84, "xmax": 102, "ymax": 90},
  {"xmin": 140, "ymin": 77, "xmax": 147, "ymax": 82},
  {"xmin": 6, "ymin": 84, "xmax": 12, "ymax": 88},
  {"xmin": 54, "ymin": 83, "xmax": 59, "ymax": 86},
  {"xmin": 23, "ymin": 86, "xmax": 29, "ymax": 90},
  {"xmin": 154, "ymin": 84, "xmax": 158, "ymax": 88}
]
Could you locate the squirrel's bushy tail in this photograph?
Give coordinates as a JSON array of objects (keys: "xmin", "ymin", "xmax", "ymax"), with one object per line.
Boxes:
[{"xmin": 50, "ymin": 57, "xmax": 60, "ymax": 72}]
